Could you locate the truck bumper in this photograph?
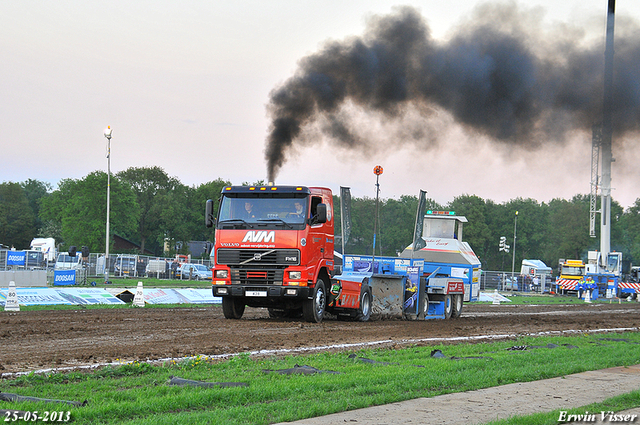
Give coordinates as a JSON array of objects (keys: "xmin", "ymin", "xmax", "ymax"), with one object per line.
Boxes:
[{"xmin": 212, "ymin": 285, "xmax": 311, "ymax": 307}]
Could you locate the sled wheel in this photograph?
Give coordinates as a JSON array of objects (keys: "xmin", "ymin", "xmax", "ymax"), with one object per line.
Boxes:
[
  {"xmin": 356, "ymin": 287, "xmax": 372, "ymax": 322},
  {"xmin": 419, "ymin": 292, "xmax": 429, "ymax": 319},
  {"xmin": 452, "ymin": 294, "xmax": 463, "ymax": 318},
  {"xmin": 444, "ymin": 295, "xmax": 453, "ymax": 319}
]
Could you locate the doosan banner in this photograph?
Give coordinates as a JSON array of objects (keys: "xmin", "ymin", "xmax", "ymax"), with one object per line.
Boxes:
[
  {"xmin": 6, "ymin": 251, "xmax": 25, "ymax": 266},
  {"xmin": 53, "ymin": 270, "xmax": 76, "ymax": 286}
]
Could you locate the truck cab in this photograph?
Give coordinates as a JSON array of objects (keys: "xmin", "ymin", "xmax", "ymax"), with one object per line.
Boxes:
[{"xmin": 206, "ymin": 185, "xmax": 336, "ymax": 322}]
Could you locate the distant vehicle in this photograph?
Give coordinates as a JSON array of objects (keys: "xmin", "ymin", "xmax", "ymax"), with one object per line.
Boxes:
[
  {"xmin": 24, "ymin": 250, "xmax": 46, "ymax": 269},
  {"xmin": 114, "ymin": 255, "xmax": 138, "ymax": 277},
  {"xmin": 502, "ymin": 276, "xmax": 519, "ymax": 291},
  {"xmin": 54, "ymin": 253, "xmax": 83, "ymax": 270},
  {"xmin": 30, "ymin": 238, "xmax": 57, "ymax": 262},
  {"xmin": 146, "ymin": 259, "xmax": 169, "ymax": 278},
  {"xmin": 177, "ymin": 263, "xmax": 212, "ymax": 280}
]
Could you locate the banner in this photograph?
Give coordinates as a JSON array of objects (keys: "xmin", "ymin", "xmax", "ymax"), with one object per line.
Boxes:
[
  {"xmin": 53, "ymin": 269, "xmax": 76, "ymax": 286},
  {"xmin": 412, "ymin": 190, "xmax": 428, "ymax": 252},
  {"xmin": 6, "ymin": 251, "xmax": 25, "ymax": 266},
  {"xmin": 340, "ymin": 186, "xmax": 352, "ymax": 248},
  {"xmin": 0, "ymin": 288, "xmax": 70, "ymax": 306},
  {"xmin": 0, "ymin": 287, "xmax": 218, "ymax": 306}
]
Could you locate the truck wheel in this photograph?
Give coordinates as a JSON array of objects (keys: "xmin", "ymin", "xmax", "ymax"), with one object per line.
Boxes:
[
  {"xmin": 303, "ymin": 278, "xmax": 326, "ymax": 323},
  {"xmin": 452, "ymin": 294, "xmax": 463, "ymax": 318},
  {"xmin": 419, "ymin": 293, "xmax": 429, "ymax": 319},
  {"xmin": 444, "ymin": 295, "xmax": 453, "ymax": 319},
  {"xmin": 356, "ymin": 288, "xmax": 372, "ymax": 322},
  {"xmin": 222, "ymin": 297, "xmax": 245, "ymax": 319}
]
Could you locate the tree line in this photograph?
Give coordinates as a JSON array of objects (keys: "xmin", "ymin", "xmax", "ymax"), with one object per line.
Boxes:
[{"xmin": 1, "ymin": 166, "xmax": 639, "ymax": 272}]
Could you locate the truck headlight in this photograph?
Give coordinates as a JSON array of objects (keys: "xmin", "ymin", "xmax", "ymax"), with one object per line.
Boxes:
[
  {"xmin": 215, "ymin": 270, "xmax": 228, "ymax": 278},
  {"xmin": 289, "ymin": 271, "xmax": 302, "ymax": 280}
]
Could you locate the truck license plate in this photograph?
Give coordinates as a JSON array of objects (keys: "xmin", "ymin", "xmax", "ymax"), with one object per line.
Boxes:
[{"xmin": 246, "ymin": 291, "xmax": 267, "ymax": 297}]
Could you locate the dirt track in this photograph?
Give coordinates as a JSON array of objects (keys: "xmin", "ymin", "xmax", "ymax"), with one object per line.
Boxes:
[{"xmin": 1, "ymin": 301, "xmax": 640, "ymax": 375}]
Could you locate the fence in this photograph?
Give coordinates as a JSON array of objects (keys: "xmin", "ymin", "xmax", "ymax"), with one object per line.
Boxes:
[
  {"xmin": 1, "ymin": 249, "xmax": 554, "ymax": 290},
  {"xmin": 480, "ymin": 270, "xmax": 552, "ymax": 293},
  {"xmin": 0, "ymin": 249, "xmax": 214, "ymax": 284}
]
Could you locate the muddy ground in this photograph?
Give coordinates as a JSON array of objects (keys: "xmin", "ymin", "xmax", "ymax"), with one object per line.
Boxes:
[{"xmin": 1, "ymin": 301, "xmax": 639, "ymax": 375}]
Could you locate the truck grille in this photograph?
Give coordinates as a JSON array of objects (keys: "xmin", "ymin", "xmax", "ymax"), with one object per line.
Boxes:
[
  {"xmin": 217, "ymin": 249, "xmax": 300, "ymax": 266},
  {"xmin": 230, "ymin": 267, "xmax": 284, "ymax": 285}
]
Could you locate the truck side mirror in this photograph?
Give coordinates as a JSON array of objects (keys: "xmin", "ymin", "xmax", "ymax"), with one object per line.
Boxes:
[
  {"xmin": 205, "ymin": 199, "xmax": 216, "ymax": 228},
  {"xmin": 315, "ymin": 203, "xmax": 327, "ymax": 224}
]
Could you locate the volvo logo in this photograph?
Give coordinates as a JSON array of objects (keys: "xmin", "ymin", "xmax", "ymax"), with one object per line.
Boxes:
[{"xmin": 253, "ymin": 253, "xmax": 263, "ymax": 261}]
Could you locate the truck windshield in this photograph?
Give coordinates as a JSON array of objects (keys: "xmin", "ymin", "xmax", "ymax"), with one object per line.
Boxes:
[
  {"xmin": 561, "ymin": 266, "xmax": 584, "ymax": 277},
  {"xmin": 57, "ymin": 255, "xmax": 78, "ymax": 263},
  {"xmin": 218, "ymin": 195, "xmax": 308, "ymax": 226}
]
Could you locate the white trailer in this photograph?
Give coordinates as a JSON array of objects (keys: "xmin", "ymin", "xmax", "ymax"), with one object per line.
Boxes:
[{"xmin": 30, "ymin": 238, "xmax": 57, "ymax": 262}]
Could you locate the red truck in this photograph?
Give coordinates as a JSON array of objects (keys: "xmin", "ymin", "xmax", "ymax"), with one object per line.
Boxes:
[{"xmin": 205, "ymin": 185, "xmax": 371, "ymax": 323}]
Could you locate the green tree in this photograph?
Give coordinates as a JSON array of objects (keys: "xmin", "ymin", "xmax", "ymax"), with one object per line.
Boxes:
[
  {"xmin": 545, "ymin": 195, "xmax": 591, "ymax": 268},
  {"xmin": 448, "ymin": 195, "xmax": 491, "ymax": 266},
  {"xmin": 117, "ymin": 166, "xmax": 181, "ymax": 255},
  {"xmin": 379, "ymin": 195, "xmax": 418, "ymax": 255},
  {"xmin": 39, "ymin": 172, "xmax": 139, "ymax": 253},
  {"xmin": 20, "ymin": 179, "xmax": 52, "ymax": 233},
  {"xmin": 0, "ymin": 182, "xmax": 36, "ymax": 248},
  {"xmin": 505, "ymin": 198, "xmax": 548, "ymax": 271},
  {"xmin": 156, "ymin": 183, "xmax": 193, "ymax": 256},
  {"xmin": 620, "ymin": 198, "xmax": 640, "ymax": 267},
  {"xmin": 195, "ymin": 178, "xmax": 232, "ymax": 243}
]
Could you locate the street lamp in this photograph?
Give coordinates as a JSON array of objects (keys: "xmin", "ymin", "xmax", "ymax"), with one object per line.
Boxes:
[
  {"xmin": 103, "ymin": 126, "xmax": 112, "ymax": 283},
  {"xmin": 511, "ymin": 210, "xmax": 518, "ymax": 291}
]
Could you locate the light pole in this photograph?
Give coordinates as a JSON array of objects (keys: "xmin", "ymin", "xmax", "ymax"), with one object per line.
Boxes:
[
  {"xmin": 511, "ymin": 210, "xmax": 518, "ymax": 290},
  {"xmin": 103, "ymin": 126, "xmax": 112, "ymax": 283}
]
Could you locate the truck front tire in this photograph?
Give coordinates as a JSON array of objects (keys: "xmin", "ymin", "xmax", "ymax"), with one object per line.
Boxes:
[
  {"xmin": 222, "ymin": 297, "xmax": 245, "ymax": 319},
  {"xmin": 303, "ymin": 278, "xmax": 326, "ymax": 323}
]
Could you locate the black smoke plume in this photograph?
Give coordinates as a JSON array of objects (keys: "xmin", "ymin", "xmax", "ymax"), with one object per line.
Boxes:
[{"xmin": 265, "ymin": 3, "xmax": 640, "ymax": 181}]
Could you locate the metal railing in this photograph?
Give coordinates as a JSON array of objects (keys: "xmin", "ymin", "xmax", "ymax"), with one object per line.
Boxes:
[{"xmin": 0, "ymin": 249, "xmax": 213, "ymax": 282}]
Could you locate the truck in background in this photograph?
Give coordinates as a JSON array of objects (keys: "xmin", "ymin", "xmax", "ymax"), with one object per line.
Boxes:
[
  {"xmin": 585, "ymin": 250, "xmax": 634, "ymax": 298},
  {"xmin": 556, "ymin": 259, "xmax": 586, "ymax": 295},
  {"xmin": 623, "ymin": 266, "xmax": 640, "ymax": 299},
  {"xmin": 30, "ymin": 238, "xmax": 57, "ymax": 264},
  {"xmin": 54, "ymin": 253, "xmax": 83, "ymax": 270},
  {"xmin": 520, "ymin": 259, "xmax": 553, "ymax": 293}
]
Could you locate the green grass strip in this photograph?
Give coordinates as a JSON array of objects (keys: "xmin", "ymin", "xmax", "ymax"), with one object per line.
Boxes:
[{"xmin": 1, "ymin": 332, "xmax": 639, "ymax": 424}]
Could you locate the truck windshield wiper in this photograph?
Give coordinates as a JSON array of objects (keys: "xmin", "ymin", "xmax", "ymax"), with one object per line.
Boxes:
[
  {"xmin": 218, "ymin": 219, "xmax": 253, "ymax": 228},
  {"xmin": 257, "ymin": 218, "xmax": 293, "ymax": 229}
]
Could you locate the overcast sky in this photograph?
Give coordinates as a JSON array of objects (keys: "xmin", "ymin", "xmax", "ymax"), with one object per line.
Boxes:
[{"xmin": 1, "ymin": 1, "xmax": 639, "ymax": 208}]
